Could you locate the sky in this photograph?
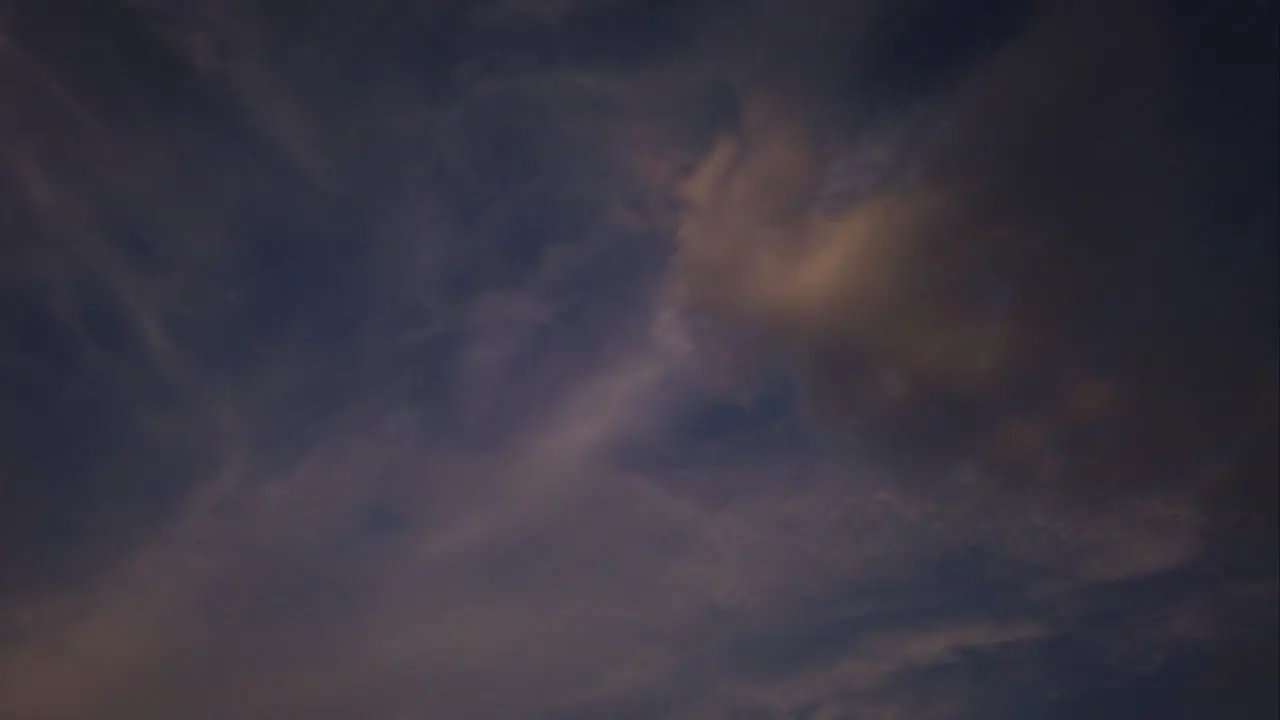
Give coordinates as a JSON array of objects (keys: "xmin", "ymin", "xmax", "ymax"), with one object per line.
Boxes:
[{"xmin": 0, "ymin": 0, "xmax": 1276, "ymax": 718}]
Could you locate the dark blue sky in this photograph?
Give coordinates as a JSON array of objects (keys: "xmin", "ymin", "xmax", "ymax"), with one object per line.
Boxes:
[{"xmin": 0, "ymin": 0, "xmax": 1275, "ymax": 717}]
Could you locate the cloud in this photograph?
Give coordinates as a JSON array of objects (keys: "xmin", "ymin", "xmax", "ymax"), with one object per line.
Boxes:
[
  {"xmin": 674, "ymin": 99, "xmax": 1011, "ymax": 401},
  {"xmin": 691, "ymin": 619, "xmax": 1048, "ymax": 718},
  {"xmin": 670, "ymin": 0, "xmax": 1275, "ymax": 509}
]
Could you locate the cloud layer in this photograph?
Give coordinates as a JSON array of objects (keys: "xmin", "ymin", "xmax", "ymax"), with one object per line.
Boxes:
[{"xmin": 1, "ymin": 0, "xmax": 1275, "ymax": 717}]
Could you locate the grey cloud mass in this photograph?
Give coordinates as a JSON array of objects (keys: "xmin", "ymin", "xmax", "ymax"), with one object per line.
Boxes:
[{"xmin": 0, "ymin": 0, "xmax": 1275, "ymax": 718}]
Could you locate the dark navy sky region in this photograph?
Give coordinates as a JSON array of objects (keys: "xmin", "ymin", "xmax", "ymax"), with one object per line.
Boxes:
[{"xmin": 1, "ymin": 1, "xmax": 1276, "ymax": 718}]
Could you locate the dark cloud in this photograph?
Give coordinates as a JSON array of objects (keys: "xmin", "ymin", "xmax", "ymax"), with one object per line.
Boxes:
[{"xmin": 673, "ymin": 0, "xmax": 1276, "ymax": 509}]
